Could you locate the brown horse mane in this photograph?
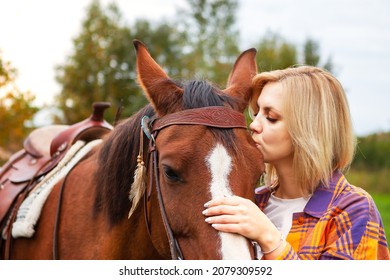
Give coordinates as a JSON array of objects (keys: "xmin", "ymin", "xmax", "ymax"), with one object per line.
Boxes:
[{"xmin": 94, "ymin": 80, "xmax": 244, "ymax": 226}]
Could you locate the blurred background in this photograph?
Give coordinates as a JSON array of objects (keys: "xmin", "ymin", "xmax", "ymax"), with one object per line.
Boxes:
[{"xmin": 1, "ymin": 0, "xmax": 389, "ymax": 242}]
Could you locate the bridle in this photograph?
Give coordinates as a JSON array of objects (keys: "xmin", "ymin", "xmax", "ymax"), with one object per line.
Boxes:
[
  {"xmin": 142, "ymin": 106, "xmax": 249, "ymax": 260},
  {"xmin": 51, "ymin": 106, "xmax": 253, "ymax": 260}
]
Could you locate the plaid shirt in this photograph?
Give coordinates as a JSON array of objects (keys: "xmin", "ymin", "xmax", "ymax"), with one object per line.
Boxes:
[{"xmin": 255, "ymin": 170, "xmax": 390, "ymax": 260}]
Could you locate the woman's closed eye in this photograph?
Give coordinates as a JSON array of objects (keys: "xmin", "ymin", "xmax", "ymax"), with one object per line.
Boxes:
[{"xmin": 266, "ymin": 116, "xmax": 277, "ymax": 123}]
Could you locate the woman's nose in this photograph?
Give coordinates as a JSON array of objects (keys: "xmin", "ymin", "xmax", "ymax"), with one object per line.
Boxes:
[{"xmin": 249, "ymin": 116, "xmax": 263, "ymax": 134}]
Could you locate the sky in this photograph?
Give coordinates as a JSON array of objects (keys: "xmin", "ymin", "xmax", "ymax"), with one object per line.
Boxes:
[{"xmin": 0, "ymin": 0, "xmax": 389, "ymax": 136}]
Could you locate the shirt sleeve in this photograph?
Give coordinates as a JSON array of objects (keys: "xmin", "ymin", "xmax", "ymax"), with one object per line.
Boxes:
[
  {"xmin": 319, "ymin": 190, "xmax": 390, "ymax": 260},
  {"xmin": 274, "ymin": 243, "xmax": 299, "ymax": 260}
]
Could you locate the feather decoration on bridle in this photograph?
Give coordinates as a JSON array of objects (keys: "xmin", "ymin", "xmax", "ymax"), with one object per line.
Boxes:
[{"xmin": 128, "ymin": 117, "xmax": 150, "ymax": 218}]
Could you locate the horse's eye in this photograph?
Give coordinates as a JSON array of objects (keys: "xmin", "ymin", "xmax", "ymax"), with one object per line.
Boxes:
[{"xmin": 162, "ymin": 165, "xmax": 181, "ymax": 182}]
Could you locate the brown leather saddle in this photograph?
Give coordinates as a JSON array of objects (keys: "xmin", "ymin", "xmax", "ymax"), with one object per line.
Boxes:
[{"xmin": 0, "ymin": 102, "xmax": 113, "ymax": 243}]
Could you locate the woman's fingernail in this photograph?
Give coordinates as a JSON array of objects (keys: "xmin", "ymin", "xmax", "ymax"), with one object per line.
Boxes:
[
  {"xmin": 202, "ymin": 209, "xmax": 208, "ymax": 215},
  {"xmin": 204, "ymin": 202, "xmax": 210, "ymax": 208},
  {"xmin": 205, "ymin": 217, "xmax": 211, "ymax": 223}
]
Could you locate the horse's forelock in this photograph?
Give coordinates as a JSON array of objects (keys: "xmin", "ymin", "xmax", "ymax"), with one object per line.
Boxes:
[
  {"xmin": 182, "ymin": 80, "xmax": 240, "ymax": 154},
  {"xmin": 182, "ymin": 80, "xmax": 238, "ymax": 109}
]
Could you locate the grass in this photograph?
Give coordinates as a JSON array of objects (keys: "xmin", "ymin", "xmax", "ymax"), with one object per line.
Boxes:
[
  {"xmin": 371, "ymin": 193, "xmax": 390, "ymax": 245},
  {"xmin": 345, "ymin": 168, "xmax": 390, "ymax": 193}
]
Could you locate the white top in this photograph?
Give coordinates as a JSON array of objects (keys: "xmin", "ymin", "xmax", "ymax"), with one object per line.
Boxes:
[
  {"xmin": 253, "ymin": 193, "xmax": 310, "ymax": 258},
  {"xmin": 263, "ymin": 194, "xmax": 310, "ymax": 239}
]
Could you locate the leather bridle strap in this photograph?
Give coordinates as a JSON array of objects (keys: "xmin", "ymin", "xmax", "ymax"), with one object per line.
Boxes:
[
  {"xmin": 150, "ymin": 146, "xmax": 184, "ymax": 260},
  {"xmin": 152, "ymin": 106, "xmax": 248, "ymax": 131},
  {"xmin": 145, "ymin": 106, "xmax": 248, "ymax": 260}
]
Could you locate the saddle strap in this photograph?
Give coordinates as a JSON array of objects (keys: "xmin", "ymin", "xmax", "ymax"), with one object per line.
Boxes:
[{"xmin": 52, "ymin": 164, "xmax": 76, "ymax": 260}]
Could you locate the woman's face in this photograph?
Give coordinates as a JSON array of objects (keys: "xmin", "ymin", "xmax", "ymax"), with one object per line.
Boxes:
[{"xmin": 249, "ymin": 82, "xmax": 293, "ymax": 166}]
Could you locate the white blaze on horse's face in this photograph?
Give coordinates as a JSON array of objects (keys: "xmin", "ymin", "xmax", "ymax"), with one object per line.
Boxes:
[{"xmin": 206, "ymin": 143, "xmax": 252, "ymax": 260}]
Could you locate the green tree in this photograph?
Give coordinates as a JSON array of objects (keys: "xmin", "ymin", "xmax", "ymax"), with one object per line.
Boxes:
[
  {"xmin": 0, "ymin": 52, "xmax": 38, "ymax": 160},
  {"xmin": 255, "ymin": 32, "xmax": 334, "ymax": 72},
  {"xmin": 352, "ymin": 132, "xmax": 390, "ymax": 170},
  {"xmin": 176, "ymin": 0, "xmax": 240, "ymax": 86},
  {"xmin": 55, "ymin": 0, "xmax": 136, "ymax": 123},
  {"xmin": 55, "ymin": 1, "xmax": 186, "ymax": 123},
  {"xmin": 131, "ymin": 19, "xmax": 187, "ymax": 83},
  {"xmin": 55, "ymin": 0, "xmax": 334, "ymax": 124},
  {"xmin": 255, "ymin": 32, "xmax": 297, "ymax": 71},
  {"xmin": 303, "ymin": 38, "xmax": 333, "ymax": 71}
]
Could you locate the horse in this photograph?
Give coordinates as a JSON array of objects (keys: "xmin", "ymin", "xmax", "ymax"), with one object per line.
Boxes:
[{"xmin": 2, "ymin": 40, "xmax": 264, "ymax": 259}]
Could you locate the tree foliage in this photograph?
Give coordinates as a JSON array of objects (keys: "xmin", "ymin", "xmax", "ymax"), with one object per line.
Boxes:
[
  {"xmin": 54, "ymin": 0, "xmax": 136, "ymax": 123},
  {"xmin": 175, "ymin": 0, "xmax": 240, "ymax": 85},
  {"xmin": 352, "ymin": 132, "xmax": 390, "ymax": 170},
  {"xmin": 55, "ymin": 0, "xmax": 334, "ymax": 125},
  {"xmin": 0, "ymin": 52, "xmax": 38, "ymax": 160},
  {"xmin": 255, "ymin": 32, "xmax": 297, "ymax": 71},
  {"xmin": 1, "ymin": 0, "xmax": 337, "ymax": 161},
  {"xmin": 255, "ymin": 32, "xmax": 333, "ymax": 72},
  {"xmin": 303, "ymin": 38, "xmax": 333, "ymax": 72},
  {"xmin": 54, "ymin": 0, "xmax": 242, "ymax": 123}
]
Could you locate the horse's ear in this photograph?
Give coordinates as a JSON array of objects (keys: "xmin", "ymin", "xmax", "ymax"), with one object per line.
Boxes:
[
  {"xmin": 133, "ymin": 39, "xmax": 183, "ymax": 116},
  {"xmin": 222, "ymin": 48, "xmax": 257, "ymax": 112}
]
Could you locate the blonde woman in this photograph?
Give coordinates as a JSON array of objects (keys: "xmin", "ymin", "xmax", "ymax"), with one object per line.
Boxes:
[{"xmin": 203, "ymin": 66, "xmax": 389, "ymax": 260}]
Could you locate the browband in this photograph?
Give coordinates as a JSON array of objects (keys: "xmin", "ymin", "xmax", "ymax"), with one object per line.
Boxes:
[{"xmin": 152, "ymin": 106, "xmax": 248, "ymax": 132}]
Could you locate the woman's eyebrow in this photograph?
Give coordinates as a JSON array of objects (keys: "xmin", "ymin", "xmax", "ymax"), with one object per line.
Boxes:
[{"xmin": 261, "ymin": 105, "xmax": 281, "ymax": 115}]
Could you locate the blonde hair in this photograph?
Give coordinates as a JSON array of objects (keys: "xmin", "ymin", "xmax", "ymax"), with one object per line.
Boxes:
[{"xmin": 250, "ymin": 66, "xmax": 356, "ymax": 193}]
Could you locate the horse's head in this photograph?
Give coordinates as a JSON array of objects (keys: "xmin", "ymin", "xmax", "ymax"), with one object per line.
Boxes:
[{"xmin": 133, "ymin": 40, "xmax": 264, "ymax": 259}]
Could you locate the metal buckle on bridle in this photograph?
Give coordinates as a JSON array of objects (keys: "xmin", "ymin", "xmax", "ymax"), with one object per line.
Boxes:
[{"xmin": 141, "ymin": 116, "xmax": 155, "ymax": 143}]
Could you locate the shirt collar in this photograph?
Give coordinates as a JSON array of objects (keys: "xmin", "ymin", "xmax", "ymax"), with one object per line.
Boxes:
[
  {"xmin": 255, "ymin": 170, "xmax": 348, "ymax": 218},
  {"xmin": 304, "ymin": 170, "xmax": 348, "ymax": 218}
]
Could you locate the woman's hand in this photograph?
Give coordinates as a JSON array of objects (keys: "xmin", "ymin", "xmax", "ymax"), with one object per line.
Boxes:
[{"xmin": 202, "ymin": 195, "xmax": 283, "ymax": 255}]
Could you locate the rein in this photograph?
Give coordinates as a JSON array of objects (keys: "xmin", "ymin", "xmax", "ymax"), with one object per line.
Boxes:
[{"xmin": 142, "ymin": 106, "xmax": 248, "ymax": 260}]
